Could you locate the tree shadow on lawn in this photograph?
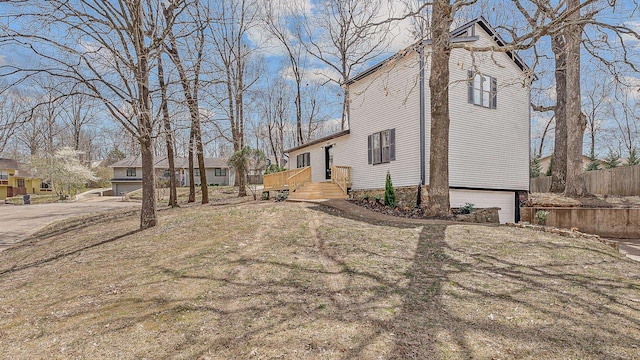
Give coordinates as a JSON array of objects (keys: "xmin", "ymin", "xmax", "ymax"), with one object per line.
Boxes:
[
  {"xmin": 314, "ymin": 204, "xmax": 640, "ymax": 359},
  {"xmin": 2, "ymin": 202, "xmax": 639, "ymax": 359}
]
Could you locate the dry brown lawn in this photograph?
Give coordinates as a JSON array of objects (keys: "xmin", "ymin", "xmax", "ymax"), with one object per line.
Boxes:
[{"xmin": 1, "ymin": 201, "xmax": 639, "ymax": 359}]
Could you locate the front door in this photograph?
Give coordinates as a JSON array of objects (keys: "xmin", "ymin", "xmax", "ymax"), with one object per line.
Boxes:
[{"xmin": 325, "ymin": 145, "xmax": 333, "ymax": 180}]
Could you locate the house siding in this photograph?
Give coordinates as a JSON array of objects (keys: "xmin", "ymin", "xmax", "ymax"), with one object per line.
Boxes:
[
  {"xmin": 288, "ymin": 135, "xmax": 351, "ymax": 182},
  {"xmin": 445, "ymin": 24, "xmax": 530, "ymax": 191},
  {"xmin": 346, "ymin": 51, "xmax": 422, "ymax": 190},
  {"xmin": 286, "ymin": 22, "xmax": 530, "ymax": 197}
]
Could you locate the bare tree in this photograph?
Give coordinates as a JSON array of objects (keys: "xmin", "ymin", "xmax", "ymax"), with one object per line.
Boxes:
[
  {"xmin": 0, "ymin": 0, "xmax": 179, "ymax": 228},
  {"xmin": 157, "ymin": 54, "xmax": 178, "ymax": 207},
  {"xmin": 300, "ymin": 0, "xmax": 392, "ymax": 130},
  {"xmin": 263, "ymin": 0, "xmax": 307, "ymax": 146},
  {"xmin": 424, "ymin": 0, "xmax": 455, "ymax": 218},
  {"xmin": 207, "ymin": 0, "xmax": 261, "ymax": 197},
  {"xmin": 0, "ymin": 90, "xmax": 27, "ymax": 156},
  {"xmin": 163, "ymin": 0, "xmax": 209, "ymax": 204}
]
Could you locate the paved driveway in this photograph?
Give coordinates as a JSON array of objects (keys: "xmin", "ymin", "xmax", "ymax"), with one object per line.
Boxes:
[{"xmin": 0, "ymin": 196, "xmax": 139, "ymax": 250}]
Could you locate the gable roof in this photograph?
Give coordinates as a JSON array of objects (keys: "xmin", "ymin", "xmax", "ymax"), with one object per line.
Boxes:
[
  {"xmin": 110, "ymin": 156, "xmax": 229, "ymax": 169},
  {"xmin": 345, "ymin": 16, "xmax": 529, "ymax": 86},
  {"xmin": 0, "ymin": 158, "xmax": 19, "ymax": 170},
  {"xmin": 285, "ymin": 130, "xmax": 350, "ymax": 153}
]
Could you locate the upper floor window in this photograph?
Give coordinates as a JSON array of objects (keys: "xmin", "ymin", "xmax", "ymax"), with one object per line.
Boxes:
[
  {"xmin": 0, "ymin": 171, "xmax": 7, "ymax": 180},
  {"xmin": 296, "ymin": 152, "xmax": 310, "ymax": 168},
  {"xmin": 368, "ymin": 128, "xmax": 396, "ymax": 165},
  {"xmin": 126, "ymin": 168, "xmax": 136, "ymax": 177},
  {"xmin": 467, "ymin": 71, "xmax": 497, "ymax": 109},
  {"xmin": 215, "ymin": 168, "xmax": 227, "ymax": 176},
  {"xmin": 194, "ymin": 169, "xmax": 200, "ymax": 177}
]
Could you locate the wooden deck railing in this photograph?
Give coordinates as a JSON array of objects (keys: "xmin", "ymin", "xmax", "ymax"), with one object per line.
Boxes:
[
  {"xmin": 331, "ymin": 165, "xmax": 351, "ymax": 195},
  {"xmin": 263, "ymin": 168, "xmax": 299, "ymax": 191},
  {"xmin": 263, "ymin": 167, "xmax": 312, "ymax": 191},
  {"xmin": 287, "ymin": 167, "xmax": 312, "ymax": 192}
]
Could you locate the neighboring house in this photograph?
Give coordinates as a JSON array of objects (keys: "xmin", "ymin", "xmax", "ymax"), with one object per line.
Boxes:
[
  {"xmin": 0, "ymin": 158, "xmax": 50, "ymax": 200},
  {"xmin": 538, "ymin": 155, "xmax": 594, "ymax": 174},
  {"xmin": 285, "ymin": 17, "xmax": 531, "ymax": 223},
  {"xmin": 110, "ymin": 156, "xmax": 231, "ymax": 195}
]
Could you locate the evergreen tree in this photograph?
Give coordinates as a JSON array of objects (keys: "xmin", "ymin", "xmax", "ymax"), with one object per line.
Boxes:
[
  {"xmin": 384, "ymin": 171, "xmax": 396, "ymax": 208},
  {"xmin": 530, "ymin": 155, "xmax": 542, "ymax": 178},
  {"xmin": 585, "ymin": 157, "xmax": 601, "ymax": 171},
  {"xmin": 602, "ymin": 151, "xmax": 621, "ymax": 169},
  {"xmin": 626, "ymin": 148, "xmax": 640, "ymax": 166}
]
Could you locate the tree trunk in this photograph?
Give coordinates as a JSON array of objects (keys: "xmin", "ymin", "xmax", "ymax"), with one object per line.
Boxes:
[
  {"xmin": 425, "ymin": 0, "xmax": 453, "ymax": 218},
  {"xmin": 549, "ymin": 33, "xmax": 568, "ymax": 193},
  {"xmin": 563, "ymin": 0, "xmax": 589, "ymax": 197},
  {"xmin": 188, "ymin": 129, "xmax": 196, "ymax": 203},
  {"xmin": 134, "ymin": 0, "xmax": 156, "ymax": 229},
  {"xmin": 158, "ymin": 56, "xmax": 178, "ymax": 207}
]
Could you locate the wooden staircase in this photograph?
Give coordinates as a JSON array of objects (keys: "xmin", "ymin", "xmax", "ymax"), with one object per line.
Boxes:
[{"xmin": 288, "ymin": 182, "xmax": 348, "ymax": 201}]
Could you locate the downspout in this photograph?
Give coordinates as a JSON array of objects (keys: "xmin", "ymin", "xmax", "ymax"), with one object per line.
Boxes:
[{"xmin": 419, "ymin": 42, "xmax": 426, "ymax": 186}]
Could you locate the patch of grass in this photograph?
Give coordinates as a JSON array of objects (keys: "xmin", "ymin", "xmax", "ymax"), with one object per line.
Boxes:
[
  {"xmin": 0, "ymin": 202, "xmax": 639, "ymax": 359},
  {"xmin": 5, "ymin": 193, "xmax": 60, "ymax": 205}
]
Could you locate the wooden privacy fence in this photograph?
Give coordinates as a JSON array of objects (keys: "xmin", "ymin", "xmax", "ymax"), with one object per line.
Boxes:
[{"xmin": 530, "ymin": 164, "xmax": 640, "ymax": 195}]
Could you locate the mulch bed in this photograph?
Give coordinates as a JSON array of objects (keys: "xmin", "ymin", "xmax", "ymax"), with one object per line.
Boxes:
[{"xmin": 348, "ymin": 199, "xmax": 469, "ymax": 221}]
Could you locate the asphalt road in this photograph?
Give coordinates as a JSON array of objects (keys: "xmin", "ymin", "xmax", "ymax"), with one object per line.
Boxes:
[{"xmin": 0, "ymin": 195, "xmax": 139, "ymax": 251}]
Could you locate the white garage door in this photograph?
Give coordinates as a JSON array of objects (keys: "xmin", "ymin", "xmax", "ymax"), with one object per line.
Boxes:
[
  {"xmin": 450, "ymin": 189, "xmax": 515, "ymax": 224},
  {"xmin": 114, "ymin": 183, "xmax": 142, "ymax": 195}
]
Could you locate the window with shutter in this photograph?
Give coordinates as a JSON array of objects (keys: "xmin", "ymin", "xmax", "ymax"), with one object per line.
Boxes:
[
  {"xmin": 468, "ymin": 71, "xmax": 497, "ymax": 109},
  {"xmin": 369, "ymin": 128, "xmax": 396, "ymax": 165}
]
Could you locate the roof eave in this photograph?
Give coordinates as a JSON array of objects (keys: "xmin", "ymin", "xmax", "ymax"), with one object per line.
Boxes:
[{"xmin": 284, "ymin": 130, "xmax": 350, "ymax": 153}]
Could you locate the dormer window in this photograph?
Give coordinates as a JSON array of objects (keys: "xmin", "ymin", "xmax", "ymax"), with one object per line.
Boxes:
[{"xmin": 126, "ymin": 168, "xmax": 136, "ymax": 177}]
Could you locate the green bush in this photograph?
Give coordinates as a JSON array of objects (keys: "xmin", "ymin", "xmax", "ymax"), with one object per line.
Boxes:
[
  {"xmin": 535, "ymin": 210, "xmax": 550, "ymax": 225},
  {"xmin": 265, "ymin": 163, "xmax": 286, "ymax": 174},
  {"xmin": 460, "ymin": 202, "xmax": 474, "ymax": 214},
  {"xmin": 384, "ymin": 171, "xmax": 396, "ymax": 208}
]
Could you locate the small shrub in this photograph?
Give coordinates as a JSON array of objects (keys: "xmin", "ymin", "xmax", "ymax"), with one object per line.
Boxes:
[
  {"xmin": 460, "ymin": 202, "xmax": 474, "ymax": 214},
  {"xmin": 265, "ymin": 163, "xmax": 286, "ymax": 174},
  {"xmin": 535, "ymin": 210, "xmax": 550, "ymax": 225},
  {"xmin": 362, "ymin": 194, "xmax": 370, "ymax": 201},
  {"xmin": 275, "ymin": 192, "xmax": 288, "ymax": 202},
  {"xmin": 384, "ymin": 171, "xmax": 396, "ymax": 208},
  {"xmin": 261, "ymin": 191, "xmax": 270, "ymax": 200},
  {"xmin": 374, "ymin": 195, "xmax": 381, "ymax": 204}
]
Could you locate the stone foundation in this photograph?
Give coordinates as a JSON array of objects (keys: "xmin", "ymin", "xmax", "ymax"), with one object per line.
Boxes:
[
  {"xmin": 350, "ymin": 185, "xmax": 429, "ymax": 209},
  {"xmin": 454, "ymin": 207, "xmax": 500, "ymax": 224}
]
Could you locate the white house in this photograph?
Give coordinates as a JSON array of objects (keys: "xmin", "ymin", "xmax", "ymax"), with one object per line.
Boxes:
[
  {"xmin": 285, "ymin": 18, "xmax": 531, "ymax": 223},
  {"xmin": 110, "ymin": 156, "xmax": 231, "ymax": 195}
]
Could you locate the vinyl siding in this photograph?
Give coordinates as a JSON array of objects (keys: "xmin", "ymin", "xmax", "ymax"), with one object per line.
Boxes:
[
  {"xmin": 113, "ymin": 167, "xmax": 142, "ymax": 178},
  {"xmin": 346, "ymin": 52, "xmax": 422, "ymax": 190},
  {"xmin": 288, "ymin": 135, "xmax": 350, "ymax": 182},
  {"xmin": 288, "ymin": 22, "xmax": 530, "ymax": 193},
  {"xmin": 445, "ymin": 24, "xmax": 530, "ymax": 190}
]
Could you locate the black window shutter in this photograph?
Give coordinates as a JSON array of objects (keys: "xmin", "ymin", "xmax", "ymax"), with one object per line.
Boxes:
[
  {"xmin": 305, "ymin": 153, "xmax": 310, "ymax": 167},
  {"xmin": 467, "ymin": 70, "xmax": 474, "ymax": 103},
  {"xmin": 389, "ymin": 128, "xmax": 396, "ymax": 161},
  {"xmin": 367, "ymin": 135, "xmax": 372, "ymax": 164},
  {"xmin": 491, "ymin": 77, "xmax": 497, "ymax": 109},
  {"xmin": 297, "ymin": 154, "xmax": 301, "ymax": 168}
]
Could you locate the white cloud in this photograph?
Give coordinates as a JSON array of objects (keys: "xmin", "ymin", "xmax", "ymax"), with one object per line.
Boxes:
[{"xmin": 279, "ymin": 64, "xmax": 340, "ymax": 84}]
